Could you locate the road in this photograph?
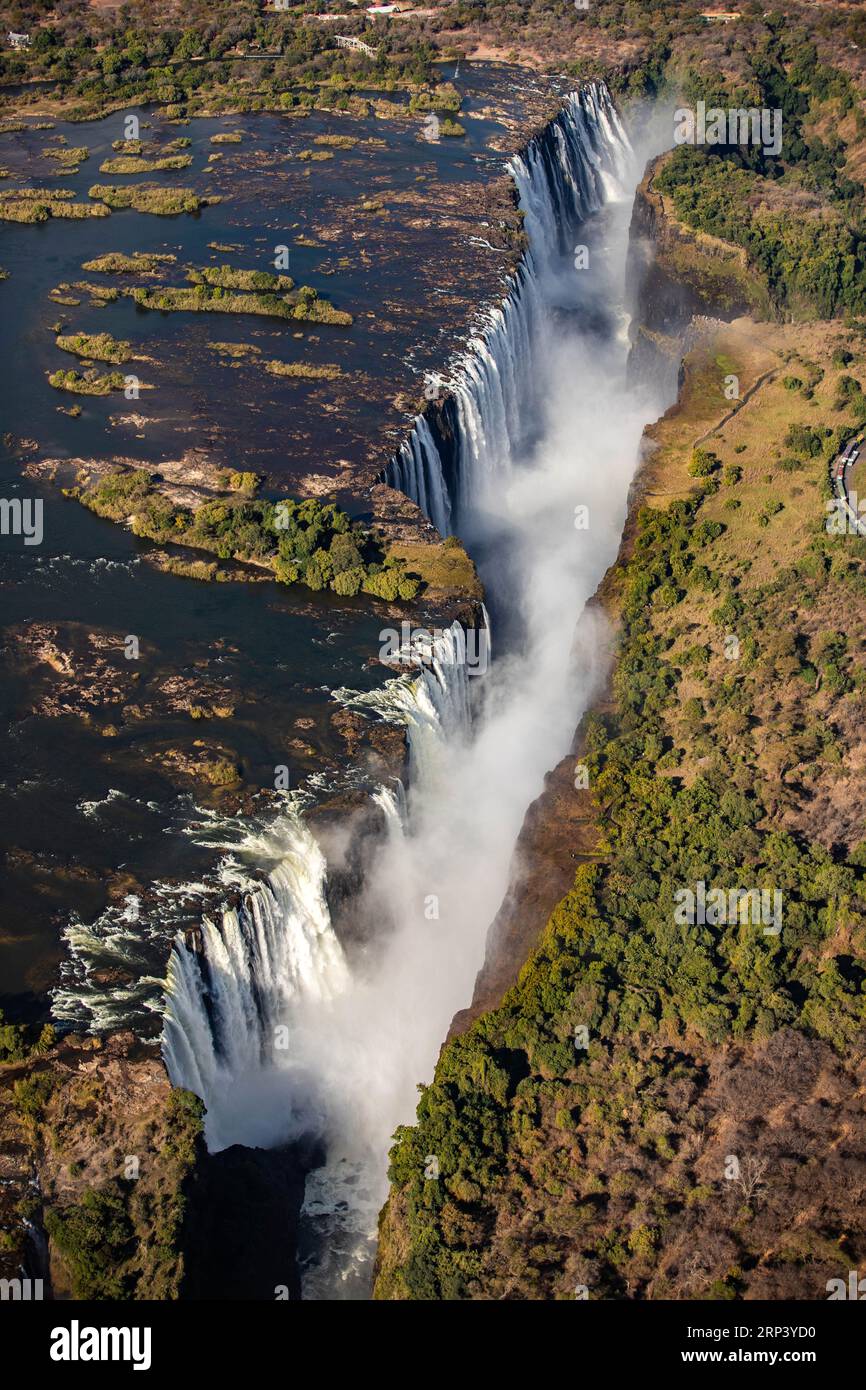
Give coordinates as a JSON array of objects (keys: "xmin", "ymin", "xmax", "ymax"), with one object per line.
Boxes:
[{"xmin": 831, "ymin": 435, "xmax": 865, "ymax": 535}]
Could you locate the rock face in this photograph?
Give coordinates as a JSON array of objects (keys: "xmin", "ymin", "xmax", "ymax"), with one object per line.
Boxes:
[
  {"xmin": 180, "ymin": 1141, "xmax": 313, "ymax": 1301},
  {"xmin": 625, "ymin": 154, "xmax": 766, "ymax": 395},
  {"xmin": 447, "ymin": 153, "xmax": 763, "ymax": 1039},
  {"xmin": 0, "ymin": 1032, "xmax": 203, "ymax": 1300}
]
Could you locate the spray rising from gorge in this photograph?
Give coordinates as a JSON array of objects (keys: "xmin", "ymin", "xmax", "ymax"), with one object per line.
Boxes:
[{"xmin": 161, "ymin": 84, "xmax": 673, "ymax": 1297}]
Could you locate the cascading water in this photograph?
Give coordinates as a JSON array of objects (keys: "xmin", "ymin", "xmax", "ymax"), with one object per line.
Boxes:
[
  {"xmin": 513, "ymin": 83, "xmax": 634, "ymax": 263},
  {"xmin": 334, "ymin": 618, "xmax": 479, "ymax": 786},
  {"xmin": 162, "ymin": 812, "xmax": 351, "ymax": 1151},
  {"xmin": 372, "ymin": 781, "xmax": 407, "ymax": 836},
  {"xmin": 161, "ymin": 81, "xmax": 673, "ymax": 1299},
  {"xmin": 389, "ymin": 416, "xmax": 453, "ymax": 538},
  {"xmin": 384, "ymin": 85, "xmax": 634, "ymax": 535},
  {"xmin": 162, "ymin": 622, "xmax": 474, "ymax": 1153}
]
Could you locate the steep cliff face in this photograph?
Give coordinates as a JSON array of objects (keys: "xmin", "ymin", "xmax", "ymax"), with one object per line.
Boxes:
[
  {"xmin": 0, "ymin": 1032, "xmax": 203, "ymax": 1300},
  {"xmin": 181, "ymin": 1140, "xmax": 312, "ymax": 1301},
  {"xmin": 625, "ymin": 153, "xmax": 770, "ymax": 396},
  {"xmin": 444, "ymin": 154, "xmax": 777, "ymax": 1038}
]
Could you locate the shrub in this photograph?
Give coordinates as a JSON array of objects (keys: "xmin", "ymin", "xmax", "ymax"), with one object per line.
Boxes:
[
  {"xmin": 44, "ymin": 1186, "xmax": 132, "ymax": 1299},
  {"xmin": 689, "ymin": 448, "xmax": 720, "ymax": 477}
]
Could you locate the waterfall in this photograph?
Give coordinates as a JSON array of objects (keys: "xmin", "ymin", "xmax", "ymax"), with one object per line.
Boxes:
[
  {"xmin": 511, "ymin": 83, "xmax": 633, "ymax": 264},
  {"xmin": 389, "ymin": 416, "xmax": 453, "ymax": 537},
  {"xmin": 334, "ymin": 619, "xmax": 475, "ymax": 783},
  {"xmin": 372, "ymin": 781, "xmax": 407, "ymax": 835},
  {"xmin": 384, "ymin": 83, "xmax": 633, "ymax": 533},
  {"xmin": 161, "ymin": 812, "xmax": 351, "ymax": 1151},
  {"xmin": 158, "ymin": 80, "xmax": 662, "ymax": 1298},
  {"xmin": 162, "ymin": 624, "xmax": 474, "ymax": 1150}
]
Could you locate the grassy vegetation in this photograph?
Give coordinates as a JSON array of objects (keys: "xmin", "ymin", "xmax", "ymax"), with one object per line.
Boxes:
[
  {"xmin": 12, "ymin": 1072, "xmax": 57, "ymax": 1126},
  {"xmin": 88, "ymin": 184, "xmax": 218, "ymax": 215},
  {"xmin": 44, "ymin": 1186, "xmax": 134, "ymax": 1299},
  {"xmin": 265, "ymin": 358, "xmax": 342, "ymax": 381},
  {"xmin": 314, "ymin": 134, "xmax": 358, "ymax": 149},
  {"xmin": 652, "ymin": 25, "xmax": 866, "ymax": 320},
  {"xmin": 292, "ymin": 288, "xmax": 353, "ymax": 326},
  {"xmin": 98, "ymin": 153, "xmax": 193, "ymax": 174},
  {"xmin": 0, "ymin": 199, "xmax": 49, "ymax": 223},
  {"xmin": 218, "ymin": 469, "xmax": 259, "ymax": 493},
  {"xmin": 0, "ymin": 198, "xmax": 108, "ymax": 222},
  {"xmin": 48, "ymin": 369, "xmax": 130, "ymax": 395},
  {"xmin": 41, "ymin": 1086, "xmax": 204, "ymax": 1300},
  {"xmin": 124, "ymin": 284, "xmax": 290, "ymax": 317},
  {"xmin": 409, "ymin": 83, "xmax": 462, "ymax": 114},
  {"xmin": 71, "ymin": 281, "xmax": 118, "ymax": 302},
  {"xmin": 385, "ymin": 535, "xmax": 483, "ymax": 599},
  {"xmin": 76, "ymin": 284, "xmax": 110, "ymax": 304},
  {"xmin": 123, "ymin": 277, "xmax": 351, "ymax": 324},
  {"xmin": 111, "ymin": 138, "xmax": 190, "ymax": 155},
  {"xmin": 654, "ymin": 220, "xmax": 773, "ymax": 319},
  {"xmin": 207, "ymin": 340, "xmax": 261, "ymax": 358},
  {"xmin": 656, "ymin": 148, "xmax": 864, "ymax": 321},
  {"xmin": 82, "ymin": 251, "xmax": 176, "ymax": 274},
  {"xmin": 44, "ymin": 144, "xmax": 88, "ymax": 168},
  {"xmin": 0, "ymin": 1012, "xmax": 56, "ymax": 1065},
  {"xmin": 76, "ymin": 469, "xmax": 422, "ymax": 601},
  {"xmin": 189, "ymin": 265, "xmax": 293, "ymax": 292},
  {"xmin": 151, "ymin": 553, "xmax": 220, "ymax": 582},
  {"xmin": 56, "ymin": 332, "xmax": 133, "ymax": 364}
]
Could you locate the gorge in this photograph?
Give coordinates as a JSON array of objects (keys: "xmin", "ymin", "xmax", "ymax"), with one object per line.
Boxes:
[{"xmin": 160, "ymin": 82, "xmax": 673, "ymax": 1298}]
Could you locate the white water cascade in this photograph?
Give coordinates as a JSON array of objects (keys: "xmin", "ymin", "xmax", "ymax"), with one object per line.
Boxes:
[
  {"xmin": 385, "ymin": 84, "xmax": 634, "ymax": 534},
  {"xmin": 162, "ymin": 812, "xmax": 350, "ymax": 1151},
  {"xmin": 162, "ymin": 624, "xmax": 471, "ymax": 1156},
  {"xmin": 161, "ymin": 81, "xmax": 673, "ymax": 1298}
]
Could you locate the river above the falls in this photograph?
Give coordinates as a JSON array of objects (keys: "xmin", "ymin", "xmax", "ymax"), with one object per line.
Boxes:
[{"xmin": 0, "ymin": 63, "xmax": 556, "ymax": 1028}]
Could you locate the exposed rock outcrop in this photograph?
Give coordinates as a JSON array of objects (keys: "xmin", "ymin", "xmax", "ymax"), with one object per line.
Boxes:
[{"xmin": 625, "ymin": 153, "xmax": 769, "ymax": 395}]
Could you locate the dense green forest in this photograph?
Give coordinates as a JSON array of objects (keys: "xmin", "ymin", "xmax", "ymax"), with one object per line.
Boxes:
[
  {"xmin": 655, "ymin": 146, "xmax": 866, "ymax": 321},
  {"xmin": 654, "ymin": 22, "xmax": 866, "ymax": 319}
]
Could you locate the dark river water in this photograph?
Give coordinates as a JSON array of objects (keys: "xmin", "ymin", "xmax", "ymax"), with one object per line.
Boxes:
[{"xmin": 0, "ymin": 64, "xmax": 552, "ymax": 1025}]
